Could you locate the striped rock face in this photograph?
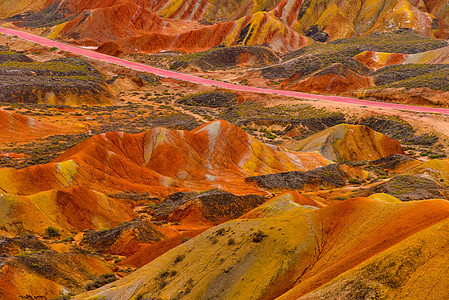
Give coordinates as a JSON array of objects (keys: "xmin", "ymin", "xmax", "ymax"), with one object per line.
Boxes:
[
  {"xmin": 9, "ymin": 0, "xmax": 447, "ymax": 54},
  {"xmin": 283, "ymin": 124, "xmax": 405, "ymax": 162},
  {"xmin": 355, "ymin": 46, "xmax": 449, "ymax": 70},
  {"xmin": 422, "ymin": 0, "xmax": 449, "ymax": 23},
  {"xmin": 54, "ymin": 5, "xmax": 311, "ymax": 53},
  {"xmin": 0, "ymin": 120, "xmax": 330, "ymax": 198},
  {"xmin": 283, "ymin": 0, "xmax": 449, "ymax": 40}
]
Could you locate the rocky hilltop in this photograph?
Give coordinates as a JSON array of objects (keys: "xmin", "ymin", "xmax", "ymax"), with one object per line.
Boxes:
[{"xmin": 0, "ymin": 48, "xmax": 114, "ymax": 105}]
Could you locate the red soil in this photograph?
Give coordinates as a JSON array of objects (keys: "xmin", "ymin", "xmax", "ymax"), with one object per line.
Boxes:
[{"xmin": 0, "ymin": 110, "xmax": 61, "ymax": 143}]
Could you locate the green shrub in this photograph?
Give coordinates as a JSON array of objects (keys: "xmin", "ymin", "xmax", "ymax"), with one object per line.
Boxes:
[
  {"xmin": 45, "ymin": 226, "xmax": 60, "ymax": 239},
  {"xmin": 266, "ymin": 131, "xmax": 276, "ymax": 139},
  {"xmin": 86, "ymin": 273, "xmax": 117, "ymax": 291},
  {"xmin": 251, "ymin": 230, "xmax": 268, "ymax": 243},
  {"xmin": 348, "ymin": 178, "xmax": 361, "ymax": 184}
]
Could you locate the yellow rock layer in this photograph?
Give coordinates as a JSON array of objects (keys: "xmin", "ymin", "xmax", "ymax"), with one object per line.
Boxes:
[{"xmin": 283, "ymin": 124, "xmax": 405, "ymax": 162}]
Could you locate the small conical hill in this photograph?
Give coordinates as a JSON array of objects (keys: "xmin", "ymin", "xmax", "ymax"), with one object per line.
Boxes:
[
  {"xmin": 283, "ymin": 124, "xmax": 405, "ymax": 162},
  {"xmin": 0, "ymin": 186, "xmax": 136, "ymax": 236},
  {"xmin": 0, "ymin": 110, "xmax": 60, "ymax": 143}
]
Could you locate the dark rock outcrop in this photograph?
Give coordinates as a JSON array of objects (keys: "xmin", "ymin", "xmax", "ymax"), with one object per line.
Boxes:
[
  {"xmin": 151, "ymin": 189, "xmax": 267, "ymax": 223},
  {"xmin": 0, "ymin": 55, "xmax": 114, "ymax": 104},
  {"xmin": 192, "ymin": 46, "xmax": 280, "ymax": 69},
  {"xmin": 219, "ymin": 101, "xmax": 346, "ymax": 139},
  {"xmin": 245, "ymin": 164, "xmax": 349, "ymax": 190},
  {"xmin": 0, "ymin": 50, "xmax": 33, "ymax": 63},
  {"xmin": 359, "ymin": 116, "xmax": 439, "ymax": 146},
  {"xmin": 81, "ymin": 219, "xmax": 165, "ymax": 252},
  {"xmin": 357, "ymin": 175, "xmax": 449, "ymax": 201},
  {"xmin": 0, "ymin": 235, "xmax": 49, "ymax": 256},
  {"xmin": 368, "ymin": 154, "xmax": 416, "ymax": 170}
]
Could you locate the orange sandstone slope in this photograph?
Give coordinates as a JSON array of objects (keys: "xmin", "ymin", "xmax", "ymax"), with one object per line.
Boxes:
[
  {"xmin": 75, "ymin": 194, "xmax": 449, "ymax": 300},
  {"xmin": 56, "ymin": 1, "xmax": 174, "ymax": 43},
  {"xmin": 17, "ymin": 0, "xmax": 448, "ymax": 54},
  {"xmin": 283, "ymin": 124, "xmax": 405, "ymax": 162},
  {"xmin": 0, "ymin": 237, "xmax": 114, "ymax": 300},
  {"xmin": 55, "ymin": 4, "xmax": 310, "ymax": 53},
  {"xmin": 280, "ymin": 63, "xmax": 373, "ymax": 93},
  {"xmin": 120, "ymin": 191, "xmax": 319, "ymax": 269},
  {"xmin": 0, "ymin": 120, "xmax": 331, "ymax": 197},
  {"xmin": 422, "ymin": 0, "xmax": 449, "ymax": 23},
  {"xmin": 407, "ymin": 158, "xmax": 449, "ymax": 186},
  {"xmin": 112, "ymin": 11, "xmax": 310, "ymax": 53},
  {"xmin": 119, "ymin": 228, "xmax": 207, "ymax": 268},
  {"xmin": 0, "ymin": 110, "xmax": 61, "ymax": 144}
]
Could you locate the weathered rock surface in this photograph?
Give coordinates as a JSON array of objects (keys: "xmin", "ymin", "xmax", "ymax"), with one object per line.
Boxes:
[
  {"xmin": 191, "ymin": 46, "xmax": 280, "ymax": 69},
  {"xmin": 0, "ymin": 110, "xmax": 60, "ymax": 143},
  {"xmin": 281, "ymin": 63, "xmax": 373, "ymax": 93},
  {"xmin": 368, "ymin": 154, "xmax": 417, "ymax": 171},
  {"xmin": 75, "ymin": 195, "xmax": 449, "ymax": 300}
]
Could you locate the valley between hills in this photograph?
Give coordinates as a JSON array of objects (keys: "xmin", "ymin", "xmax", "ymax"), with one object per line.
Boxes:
[{"xmin": 1, "ymin": 0, "xmax": 449, "ymax": 299}]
